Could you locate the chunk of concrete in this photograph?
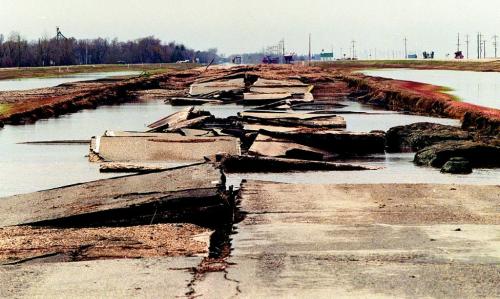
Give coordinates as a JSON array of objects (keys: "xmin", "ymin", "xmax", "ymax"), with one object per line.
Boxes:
[
  {"xmin": 0, "ymin": 163, "xmax": 226, "ymax": 227},
  {"xmin": 217, "ymin": 154, "xmax": 380, "ymax": 172},
  {"xmin": 90, "ymin": 133, "xmax": 241, "ymax": 162},
  {"xmin": 248, "ymin": 134, "xmax": 328, "ymax": 160},
  {"xmin": 239, "ymin": 111, "xmax": 346, "ymax": 129},
  {"xmin": 189, "ymin": 78, "xmax": 245, "ymax": 97},
  {"xmin": 259, "ymin": 129, "xmax": 386, "ymax": 154}
]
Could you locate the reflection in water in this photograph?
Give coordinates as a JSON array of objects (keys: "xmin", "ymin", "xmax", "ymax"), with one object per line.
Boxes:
[
  {"xmin": 0, "ymin": 97, "xmax": 498, "ymax": 197},
  {"xmin": 362, "ymin": 69, "xmax": 500, "ymax": 109}
]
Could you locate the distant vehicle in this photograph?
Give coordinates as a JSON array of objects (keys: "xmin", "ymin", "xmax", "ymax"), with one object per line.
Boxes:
[
  {"xmin": 232, "ymin": 56, "xmax": 242, "ymax": 64},
  {"xmin": 176, "ymin": 60, "xmax": 190, "ymax": 64},
  {"xmin": 284, "ymin": 53, "xmax": 295, "ymax": 64},
  {"xmin": 422, "ymin": 51, "xmax": 435, "ymax": 59},
  {"xmin": 454, "ymin": 51, "xmax": 464, "ymax": 59},
  {"xmin": 116, "ymin": 60, "xmax": 127, "ymax": 64},
  {"xmin": 262, "ymin": 55, "xmax": 279, "ymax": 64},
  {"xmin": 407, "ymin": 54, "xmax": 418, "ymax": 59}
]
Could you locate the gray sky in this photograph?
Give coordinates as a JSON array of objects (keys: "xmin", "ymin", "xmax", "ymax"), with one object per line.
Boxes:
[{"xmin": 1, "ymin": 0, "xmax": 499, "ymax": 58}]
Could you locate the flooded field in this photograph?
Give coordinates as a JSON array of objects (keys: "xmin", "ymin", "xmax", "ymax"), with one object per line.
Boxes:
[
  {"xmin": 0, "ymin": 71, "xmax": 140, "ymax": 91},
  {"xmin": 362, "ymin": 69, "xmax": 500, "ymax": 109},
  {"xmin": 2, "ymin": 94, "xmax": 498, "ymax": 197}
]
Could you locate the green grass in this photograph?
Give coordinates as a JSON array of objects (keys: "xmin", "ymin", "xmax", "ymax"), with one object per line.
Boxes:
[{"xmin": 0, "ymin": 104, "xmax": 12, "ymax": 116}]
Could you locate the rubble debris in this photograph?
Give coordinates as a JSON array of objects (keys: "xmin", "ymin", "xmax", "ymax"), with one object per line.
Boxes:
[
  {"xmin": 414, "ymin": 140, "xmax": 500, "ymax": 168},
  {"xmin": 146, "ymin": 106, "xmax": 213, "ymax": 132},
  {"xmin": 99, "ymin": 161, "xmax": 201, "ymax": 173},
  {"xmin": 243, "ymin": 92, "xmax": 292, "ymax": 105},
  {"xmin": 189, "ymin": 78, "xmax": 245, "ymax": 97},
  {"xmin": 243, "ymin": 124, "xmax": 301, "ymax": 133},
  {"xmin": 239, "ymin": 111, "xmax": 346, "ymax": 129},
  {"xmin": 0, "ymin": 164, "xmax": 229, "ymax": 227},
  {"xmin": 258, "ymin": 129, "xmax": 386, "ymax": 155},
  {"xmin": 216, "ymin": 154, "xmax": 380, "ymax": 172},
  {"xmin": 249, "ymin": 78, "xmax": 313, "ymax": 95},
  {"xmin": 0, "ymin": 223, "xmax": 211, "ymax": 263},
  {"xmin": 248, "ymin": 134, "xmax": 329, "ymax": 160},
  {"xmin": 386, "ymin": 122, "xmax": 473, "ymax": 152},
  {"xmin": 169, "ymin": 97, "xmax": 224, "ymax": 106},
  {"xmin": 90, "ymin": 132, "xmax": 240, "ymax": 162},
  {"xmin": 440, "ymin": 157, "xmax": 473, "ymax": 174}
]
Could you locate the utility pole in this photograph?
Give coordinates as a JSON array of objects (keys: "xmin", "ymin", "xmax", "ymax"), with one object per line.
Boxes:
[
  {"xmin": 308, "ymin": 33, "xmax": 311, "ymax": 65},
  {"xmin": 351, "ymin": 40, "xmax": 356, "ymax": 59},
  {"xmin": 477, "ymin": 33, "xmax": 481, "ymax": 59},
  {"xmin": 493, "ymin": 35, "xmax": 498, "ymax": 58},
  {"xmin": 465, "ymin": 34, "xmax": 470, "ymax": 59},
  {"xmin": 457, "ymin": 33, "xmax": 460, "ymax": 52},
  {"xmin": 404, "ymin": 37, "xmax": 408, "ymax": 59},
  {"xmin": 483, "ymin": 39, "xmax": 487, "ymax": 58}
]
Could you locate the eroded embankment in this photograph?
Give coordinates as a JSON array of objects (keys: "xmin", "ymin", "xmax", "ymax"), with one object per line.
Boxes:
[
  {"xmin": 341, "ymin": 73, "xmax": 500, "ymax": 136},
  {"xmin": 0, "ymin": 69, "xmax": 201, "ymax": 126}
]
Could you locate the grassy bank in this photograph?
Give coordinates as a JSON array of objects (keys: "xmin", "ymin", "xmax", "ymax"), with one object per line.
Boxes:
[
  {"xmin": 317, "ymin": 59, "xmax": 500, "ymax": 72},
  {"xmin": 0, "ymin": 104, "xmax": 11, "ymax": 116},
  {"xmin": 0, "ymin": 63, "xmax": 199, "ymax": 81}
]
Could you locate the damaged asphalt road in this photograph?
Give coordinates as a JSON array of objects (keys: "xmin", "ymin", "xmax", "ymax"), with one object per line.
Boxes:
[{"xmin": 0, "ymin": 64, "xmax": 499, "ymax": 298}]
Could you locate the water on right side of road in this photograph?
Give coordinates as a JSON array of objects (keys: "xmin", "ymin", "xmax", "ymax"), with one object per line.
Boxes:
[{"xmin": 362, "ymin": 69, "xmax": 500, "ymax": 109}]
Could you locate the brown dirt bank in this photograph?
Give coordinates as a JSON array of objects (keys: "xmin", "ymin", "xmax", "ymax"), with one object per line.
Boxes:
[{"xmin": 341, "ymin": 73, "xmax": 500, "ymax": 136}]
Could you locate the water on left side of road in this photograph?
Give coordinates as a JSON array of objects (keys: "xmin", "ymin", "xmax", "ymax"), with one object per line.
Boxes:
[
  {"xmin": 0, "ymin": 71, "xmax": 141, "ymax": 91},
  {"xmin": 0, "ymin": 101, "xmax": 248, "ymax": 197}
]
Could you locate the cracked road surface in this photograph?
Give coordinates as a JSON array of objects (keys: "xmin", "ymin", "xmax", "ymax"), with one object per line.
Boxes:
[{"xmin": 1, "ymin": 181, "xmax": 498, "ymax": 298}]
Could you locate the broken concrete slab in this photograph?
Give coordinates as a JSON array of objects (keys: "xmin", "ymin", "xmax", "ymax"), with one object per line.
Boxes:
[
  {"xmin": 217, "ymin": 155, "xmax": 380, "ymax": 173},
  {"xmin": 99, "ymin": 161, "xmax": 200, "ymax": 173},
  {"xmin": 189, "ymin": 78, "xmax": 245, "ymax": 97},
  {"xmin": 239, "ymin": 111, "xmax": 346, "ymax": 129},
  {"xmin": 248, "ymin": 134, "xmax": 328, "ymax": 160},
  {"xmin": 146, "ymin": 107, "xmax": 212, "ymax": 132},
  {"xmin": 259, "ymin": 129, "xmax": 386, "ymax": 154},
  {"xmin": 249, "ymin": 78, "xmax": 313, "ymax": 95},
  {"xmin": 169, "ymin": 97, "xmax": 224, "ymax": 106},
  {"xmin": 243, "ymin": 124, "xmax": 302, "ymax": 133},
  {"xmin": 0, "ymin": 223, "xmax": 211, "ymax": 264},
  {"xmin": 0, "ymin": 163, "xmax": 227, "ymax": 227},
  {"xmin": 90, "ymin": 133, "xmax": 241, "ymax": 162}
]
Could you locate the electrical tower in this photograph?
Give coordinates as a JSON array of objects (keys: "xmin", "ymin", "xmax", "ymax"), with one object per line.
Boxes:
[{"xmin": 56, "ymin": 27, "xmax": 67, "ymax": 41}]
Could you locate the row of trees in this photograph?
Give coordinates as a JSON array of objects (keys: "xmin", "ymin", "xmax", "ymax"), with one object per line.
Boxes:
[{"xmin": 0, "ymin": 32, "xmax": 218, "ymax": 67}]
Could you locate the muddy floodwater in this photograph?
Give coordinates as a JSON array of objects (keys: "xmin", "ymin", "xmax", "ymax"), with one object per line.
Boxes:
[
  {"xmin": 2, "ymin": 93, "xmax": 499, "ymax": 197},
  {"xmin": 362, "ymin": 69, "xmax": 500, "ymax": 109},
  {"xmin": 0, "ymin": 71, "xmax": 140, "ymax": 91}
]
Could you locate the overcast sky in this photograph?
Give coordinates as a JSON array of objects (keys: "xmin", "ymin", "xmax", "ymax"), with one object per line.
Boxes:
[{"xmin": 1, "ymin": 0, "xmax": 499, "ymax": 58}]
